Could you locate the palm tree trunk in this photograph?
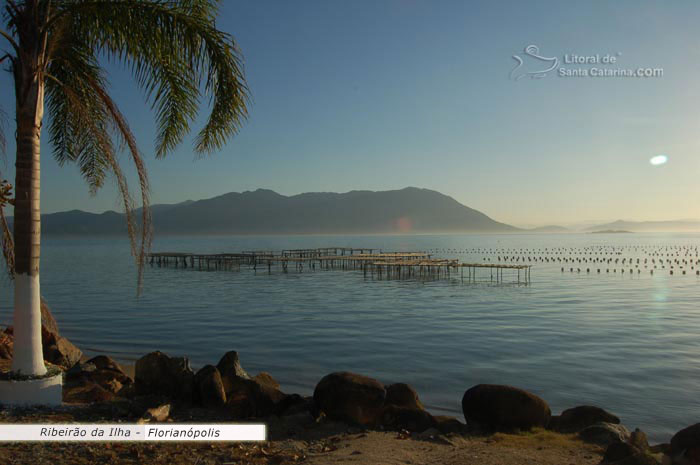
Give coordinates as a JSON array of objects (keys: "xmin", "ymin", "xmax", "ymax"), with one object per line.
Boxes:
[{"xmin": 11, "ymin": 40, "xmax": 45, "ymax": 376}]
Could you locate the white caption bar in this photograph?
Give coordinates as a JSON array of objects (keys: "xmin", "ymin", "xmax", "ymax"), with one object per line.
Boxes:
[{"xmin": 0, "ymin": 424, "xmax": 266, "ymax": 442}]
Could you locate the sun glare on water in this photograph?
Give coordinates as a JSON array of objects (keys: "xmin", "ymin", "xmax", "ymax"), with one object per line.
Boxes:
[{"xmin": 650, "ymin": 155, "xmax": 668, "ymax": 166}]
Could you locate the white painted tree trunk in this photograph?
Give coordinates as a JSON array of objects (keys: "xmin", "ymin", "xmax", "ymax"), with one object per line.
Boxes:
[
  {"xmin": 11, "ymin": 274, "xmax": 45, "ymax": 375},
  {"xmin": 12, "ymin": 20, "xmax": 46, "ymax": 377}
]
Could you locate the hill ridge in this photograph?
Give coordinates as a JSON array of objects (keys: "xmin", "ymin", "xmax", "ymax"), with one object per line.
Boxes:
[{"xmin": 11, "ymin": 187, "xmax": 520, "ymax": 236}]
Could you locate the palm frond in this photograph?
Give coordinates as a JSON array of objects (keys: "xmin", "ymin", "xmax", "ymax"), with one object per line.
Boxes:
[
  {"xmin": 57, "ymin": 0, "xmax": 249, "ymax": 157},
  {"xmin": 0, "ymin": 28, "xmax": 19, "ymax": 52},
  {"xmin": 46, "ymin": 39, "xmax": 113, "ymax": 193},
  {"xmin": 9, "ymin": 0, "xmax": 249, "ymax": 294},
  {"xmin": 45, "ymin": 31, "xmax": 152, "ymax": 293},
  {"xmin": 89, "ymin": 81, "xmax": 152, "ymax": 290}
]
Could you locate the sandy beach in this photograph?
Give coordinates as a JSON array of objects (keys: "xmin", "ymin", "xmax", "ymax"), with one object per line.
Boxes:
[{"xmin": 0, "ymin": 402, "xmax": 605, "ymax": 465}]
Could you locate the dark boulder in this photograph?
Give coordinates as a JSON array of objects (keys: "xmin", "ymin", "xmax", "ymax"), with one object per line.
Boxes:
[
  {"xmin": 579, "ymin": 422, "xmax": 631, "ymax": 446},
  {"xmin": 66, "ymin": 356, "xmax": 133, "ymax": 397},
  {"xmin": 43, "ymin": 332, "xmax": 82, "ymax": 369},
  {"xmin": 5, "ymin": 314, "xmax": 80, "ymax": 369},
  {"xmin": 86, "ymin": 355, "xmax": 125, "ymax": 373},
  {"xmin": 385, "ymin": 383, "xmax": 424, "ymax": 410},
  {"xmin": 552, "ymin": 405, "xmax": 620, "ymax": 433},
  {"xmin": 39, "ymin": 297, "xmax": 65, "ymax": 365},
  {"xmin": 135, "ymin": 351, "xmax": 194, "ymax": 403},
  {"xmin": 461, "ymin": 384, "xmax": 551, "ymax": 431},
  {"xmin": 434, "ymin": 415, "xmax": 468, "ymax": 434},
  {"xmin": 602, "ymin": 442, "xmax": 659, "ymax": 465},
  {"xmin": 253, "ymin": 372, "xmax": 280, "ymax": 390},
  {"xmin": 66, "ymin": 362, "xmax": 97, "ymax": 379},
  {"xmin": 313, "ymin": 372, "xmax": 386, "ymax": 426},
  {"xmin": 381, "ymin": 405, "xmax": 436, "ymax": 432},
  {"xmin": 604, "ymin": 442, "xmax": 641, "ymax": 462},
  {"xmin": 226, "ymin": 376, "xmax": 286, "ymax": 419},
  {"xmin": 276, "ymin": 394, "xmax": 313, "ymax": 417},
  {"xmin": 40, "ymin": 297, "xmax": 60, "ymax": 336},
  {"xmin": 88, "ymin": 368, "xmax": 133, "ymax": 395},
  {"xmin": 0, "ymin": 331, "xmax": 12, "ymax": 360},
  {"xmin": 214, "ymin": 352, "xmax": 285, "ymax": 418},
  {"xmin": 629, "ymin": 429, "xmax": 650, "ymax": 451},
  {"xmin": 216, "ymin": 351, "xmax": 250, "ymax": 392},
  {"xmin": 3, "ymin": 298, "xmax": 85, "ymax": 372},
  {"xmin": 63, "ymin": 382, "xmax": 116, "ymax": 404},
  {"xmin": 671, "ymin": 423, "xmax": 700, "ymax": 464},
  {"xmin": 194, "ymin": 365, "xmax": 227, "ymax": 408}
]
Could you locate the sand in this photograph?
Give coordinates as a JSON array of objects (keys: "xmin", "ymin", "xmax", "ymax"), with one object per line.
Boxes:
[{"xmin": 0, "ymin": 402, "xmax": 605, "ymax": 465}]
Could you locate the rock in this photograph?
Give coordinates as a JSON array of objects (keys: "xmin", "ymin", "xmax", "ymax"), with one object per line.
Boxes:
[
  {"xmin": 137, "ymin": 404, "xmax": 171, "ymax": 424},
  {"xmin": 253, "ymin": 372, "xmax": 280, "ymax": 390},
  {"xmin": 629, "ymin": 429, "xmax": 650, "ymax": 451},
  {"xmin": 579, "ymin": 422, "xmax": 631, "ymax": 446},
  {"xmin": 43, "ymin": 334, "xmax": 82, "ymax": 369},
  {"xmin": 86, "ymin": 355, "xmax": 124, "ymax": 374},
  {"xmin": 0, "ymin": 332, "xmax": 12, "ymax": 359},
  {"xmin": 5, "ymin": 297, "xmax": 62, "ymax": 357},
  {"xmin": 0, "ymin": 344, "xmax": 11, "ymax": 360},
  {"xmin": 649, "ymin": 443, "xmax": 670, "ymax": 455},
  {"xmin": 64, "ymin": 370, "xmax": 131, "ymax": 404},
  {"xmin": 88, "ymin": 368, "xmax": 132, "ymax": 394},
  {"xmin": 434, "ymin": 415, "xmax": 468, "ymax": 435},
  {"xmin": 40, "ymin": 297, "xmax": 60, "ymax": 336},
  {"xmin": 553, "ymin": 405, "xmax": 620, "ymax": 433},
  {"xmin": 670, "ymin": 423, "xmax": 700, "ymax": 465},
  {"xmin": 313, "ymin": 372, "xmax": 386, "ymax": 426},
  {"xmin": 604, "ymin": 442, "xmax": 643, "ymax": 462},
  {"xmin": 63, "ymin": 382, "xmax": 116, "ymax": 404},
  {"xmin": 276, "ymin": 394, "xmax": 312, "ymax": 416},
  {"xmin": 194, "ymin": 365, "xmax": 227, "ymax": 408},
  {"xmin": 226, "ymin": 375, "xmax": 286, "ymax": 419},
  {"xmin": 385, "ymin": 383, "xmax": 424, "ymax": 410},
  {"xmin": 461, "ymin": 384, "xmax": 551, "ymax": 431},
  {"xmin": 602, "ymin": 442, "xmax": 660, "ymax": 465},
  {"xmin": 216, "ymin": 351, "xmax": 250, "ymax": 392},
  {"xmin": 213, "ymin": 352, "xmax": 284, "ymax": 419},
  {"xmin": 66, "ymin": 357, "xmax": 133, "ymax": 397},
  {"xmin": 116, "ymin": 382, "xmax": 136, "ymax": 399},
  {"xmin": 66, "ymin": 362, "xmax": 97, "ymax": 380},
  {"xmin": 381, "ymin": 405, "xmax": 436, "ymax": 432},
  {"xmin": 135, "ymin": 351, "xmax": 194, "ymax": 403},
  {"xmin": 548, "ymin": 415, "xmax": 561, "ymax": 431}
]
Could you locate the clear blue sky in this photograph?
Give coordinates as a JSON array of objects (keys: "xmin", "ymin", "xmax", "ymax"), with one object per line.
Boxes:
[{"xmin": 2, "ymin": 0, "xmax": 699, "ymax": 226}]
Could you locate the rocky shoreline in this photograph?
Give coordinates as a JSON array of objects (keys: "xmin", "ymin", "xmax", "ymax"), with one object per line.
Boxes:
[{"xmin": 1, "ymin": 303, "xmax": 698, "ymax": 465}]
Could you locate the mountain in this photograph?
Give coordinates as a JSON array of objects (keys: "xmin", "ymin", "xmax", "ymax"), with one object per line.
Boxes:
[
  {"xmin": 526, "ymin": 225, "xmax": 570, "ymax": 233},
  {"xmin": 12, "ymin": 187, "xmax": 520, "ymax": 236},
  {"xmin": 585, "ymin": 219, "xmax": 700, "ymax": 232}
]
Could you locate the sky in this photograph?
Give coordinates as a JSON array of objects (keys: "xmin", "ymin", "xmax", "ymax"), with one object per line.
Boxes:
[{"xmin": 1, "ymin": 0, "xmax": 700, "ymax": 227}]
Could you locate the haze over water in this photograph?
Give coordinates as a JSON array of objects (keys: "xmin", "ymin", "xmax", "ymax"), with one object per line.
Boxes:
[{"xmin": 2, "ymin": 232, "xmax": 698, "ymax": 442}]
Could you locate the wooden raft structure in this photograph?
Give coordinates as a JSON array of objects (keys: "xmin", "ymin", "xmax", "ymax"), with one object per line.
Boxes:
[{"xmin": 148, "ymin": 249, "xmax": 531, "ymax": 284}]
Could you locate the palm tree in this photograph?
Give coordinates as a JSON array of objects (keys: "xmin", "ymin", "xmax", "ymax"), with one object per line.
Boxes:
[{"xmin": 0, "ymin": 0, "xmax": 249, "ymax": 377}]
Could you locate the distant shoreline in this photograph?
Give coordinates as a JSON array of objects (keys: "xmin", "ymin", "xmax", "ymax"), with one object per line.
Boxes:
[{"xmin": 590, "ymin": 230, "xmax": 633, "ymax": 234}]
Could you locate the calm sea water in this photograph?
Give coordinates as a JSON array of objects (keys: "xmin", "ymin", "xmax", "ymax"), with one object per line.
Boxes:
[{"xmin": 1, "ymin": 233, "xmax": 699, "ymax": 442}]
